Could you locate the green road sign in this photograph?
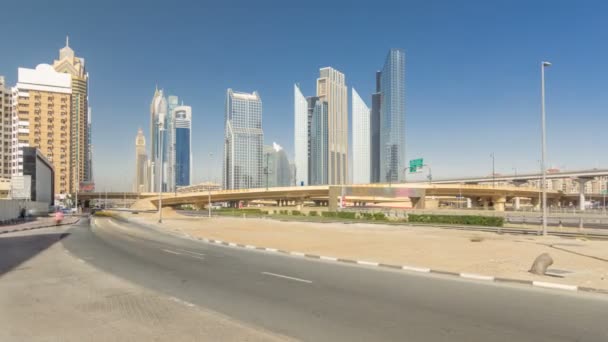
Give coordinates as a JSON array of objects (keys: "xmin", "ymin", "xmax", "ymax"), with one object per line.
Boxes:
[{"xmin": 409, "ymin": 158, "xmax": 423, "ymax": 172}]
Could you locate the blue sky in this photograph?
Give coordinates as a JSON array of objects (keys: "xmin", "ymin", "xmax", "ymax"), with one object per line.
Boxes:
[{"xmin": 1, "ymin": 0, "xmax": 607, "ymax": 190}]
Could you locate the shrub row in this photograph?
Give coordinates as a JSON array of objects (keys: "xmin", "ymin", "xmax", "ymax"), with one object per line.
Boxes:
[{"xmin": 407, "ymin": 214, "xmax": 504, "ymax": 227}]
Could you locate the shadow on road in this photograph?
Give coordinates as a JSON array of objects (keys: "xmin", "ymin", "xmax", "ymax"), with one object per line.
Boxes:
[{"xmin": 0, "ymin": 232, "xmax": 70, "ymax": 276}]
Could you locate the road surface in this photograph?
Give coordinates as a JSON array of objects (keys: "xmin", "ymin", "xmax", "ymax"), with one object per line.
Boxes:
[{"xmin": 58, "ymin": 217, "xmax": 608, "ymax": 341}]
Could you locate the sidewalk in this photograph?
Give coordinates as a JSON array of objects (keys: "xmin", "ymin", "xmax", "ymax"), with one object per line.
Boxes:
[
  {"xmin": 0, "ymin": 216, "xmax": 79, "ymax": 235},
  {"xmin": 129, "ymin": 211, "xmax": 608, "ymax": 291}
]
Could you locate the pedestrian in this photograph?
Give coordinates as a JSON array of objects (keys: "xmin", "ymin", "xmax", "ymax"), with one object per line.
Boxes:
[{"xmin": 55, "ymin": 210, "xmax": 64, "ymax": 226}]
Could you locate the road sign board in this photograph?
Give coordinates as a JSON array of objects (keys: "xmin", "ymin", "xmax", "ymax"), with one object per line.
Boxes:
[{"xmin": 409, "ymin": 158, "xmax": 423, "ymax": 173}]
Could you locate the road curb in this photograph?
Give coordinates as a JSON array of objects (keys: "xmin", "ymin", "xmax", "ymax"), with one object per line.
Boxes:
[
  {"xmin": 0, "ymin": 218, "xmax": 80, "ymax": 235},
  {"xmin": 111, "ymin": 216, "xmax": 608, "ymax": 296}
]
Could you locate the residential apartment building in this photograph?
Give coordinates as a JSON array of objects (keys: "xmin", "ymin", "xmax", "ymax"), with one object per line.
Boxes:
[
  {"xmin": 0, "ymin": 76, "xmax": 11, "ymax": 179},
  {"xmin": 12, "ymin": 64, "xmax": 72, "ymax": 195},
  {"xmin": 223, "ymin": 89, "xmax": 263, "ymax": 190}
]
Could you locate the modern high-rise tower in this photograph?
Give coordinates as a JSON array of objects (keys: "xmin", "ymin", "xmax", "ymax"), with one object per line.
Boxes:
[
  {"xmin": 309, "ymin": 98, "xmax": 328, "ymax": 185},
  {"xmin": 352, "ymin": 88, "xmax": 370, "ymax": 184},
  {"xmin": 149, "ymin": 87, "xmax": 167, "ymax": 192},
  {"xmin": 53, "ymin": 37, "xmax": 90, "ymax": 192},
  {"xmin": 293, "ymin": 84, "xmax": 308, "ymax": 186},
  {"xmin": 165, "ymin": 95, "xmax": 179, "ymax": 191},
  {"xmin": 377, "ymin": 49, "xmax": 406, "ymax": 183},
  {"xmin": 316, "ymin": 67, "xmax": 347, "ymax": 185},
  {"xmin": 370, "ymin": 71, "xmax": 382, "ymax": 183},
  {"xmin": 223, "ymin": 89, "xmax": 263, "ymax": 190},
  {"xmin": 173, "ymin": 104, "xmax": 192, "ymax": 187},
  {"xmin": 134, "ymin": 128, "xmax": 149, "ymax": 192}
]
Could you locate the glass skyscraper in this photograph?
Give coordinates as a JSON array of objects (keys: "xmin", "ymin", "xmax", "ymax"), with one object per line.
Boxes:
[
  {"xmin": 293, "ymin": 84, "xmax": 308, "ymax": 186},
  {"xmin": 223, "ymin": 89, "xmax": 263, "ymax": 190},
  {"xmin": 310, "ymin": 99, "xmax": 328, "ymax": 185},
  {"xmin": 379, "ymin": 49, "xmax": 406, "ymax": 183},
  {"xmin": 173, "ymin": 105, "xmax": 192, "ymax": 187}
]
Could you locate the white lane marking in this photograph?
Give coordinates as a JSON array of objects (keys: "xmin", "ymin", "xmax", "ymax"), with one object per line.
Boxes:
[
  {"xmin": 170, "ymin": 296, "xmax": 196, "ymax": 307},
  {"xmin": 532, "ymin": 281, "xmax": 578, "ymax": 291},
  {"xmin": 357, "ymin": 260, "xmax": 379, "ymax": 266},
  {"xmin": 320, "ymin": 256, "xmax": 338, "ymax": 261},
  {"xmin": 214, "ymin": 240, "xmax": 223, "ymax": 244},
  {"xmin": 402, "ymin": 265, "xmax": 431, "ymax": 273},
  {"xmin": 290, "ymin": 251, "xmax": 306, "ymax": 257},
  {"xmin": 265, "ymin": 248, "xmax": 278, "ymax": 252},
  {"xmin": 162, "ymin": 249, "xmax": 182, "ymax": 255},
  {"xmin": 228, "ymin": 242, "xmax": 237, "ymax": 247},
  {"xmin": 175, "ymin": 249, "xmax": 205, "ymax": 257},
  {"xmin": 245, "ymin": 245, "xmax": 256, "ymax": 249},
  {"xmin": 261, "ymin": 272, "xmax": 312, "ymax": 284},
  {"xmin": 460, "ymin": 273, "xmax": 494, "ymax": 281}
]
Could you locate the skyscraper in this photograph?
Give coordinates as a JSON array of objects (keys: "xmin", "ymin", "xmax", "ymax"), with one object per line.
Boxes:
[
  {"xmin": 0, "ymin": 76, "xmax": 11, "ymax": 180},
  {"xmin": 378, "ymin": 49, "xmax": 406, "ymax": 183},
  {"xmin": 352, "ymin": 88, "xmax": 370, "ymax": 184},
  {"xmin": 53, "ymin": 37, "xmax": 90, "ymax": 192},
  {"xmin": 309, "ymin": 99, "xmax": 328, "ymax": 185},
  {"xmin": 317, "ymin": 67, "xmax": 348, "ymax": 185},
  {"xmin": 12, "ymin": 64, "xmax": 72, "ymax": 195},
  {"xmin": 134, "ymin": 128, "xmax": 148, "ymax": 192},
  {"xmin": 165, "ymin": 95, "xmax": 179, "ymax": 191},
  {"xmin": 370, "ymin": 71, "xmax": 382, "ymax": 183},
  {"xmin": 149, "ymin": 87, "xmax": 167, "ymax": 192},
  {"xmin": 263, "ymin": 142, "xmax": 291, "ymax": 188},
  {"xmin": 223, "ymin": 89, "xmax": 263, "ymax": 190},
  {"xmin": 173, "ymin": 104, "xmax": 192, "ymax": 187},
  {"xmin": 293, "ymin": 84, "xmax": 308, "ymax": 186}
]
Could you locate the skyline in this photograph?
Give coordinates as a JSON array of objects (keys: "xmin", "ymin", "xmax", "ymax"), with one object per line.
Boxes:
[{"xmin": 2, "ymin": 1, "xmax": 608, "ymax": 191}]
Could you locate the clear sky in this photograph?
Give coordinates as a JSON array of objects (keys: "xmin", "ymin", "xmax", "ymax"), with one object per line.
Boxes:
[{"xmin": 1, "ymin": 0, "xmax": 607, "ymax": 190}]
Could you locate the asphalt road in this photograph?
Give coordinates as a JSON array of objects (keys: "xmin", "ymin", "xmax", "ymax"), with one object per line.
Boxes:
[{"xmin": 61, "ymin": 217, "xmax": 608, "ymax": 341}]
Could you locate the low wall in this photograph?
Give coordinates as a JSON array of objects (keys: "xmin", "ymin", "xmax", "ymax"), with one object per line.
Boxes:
[{"xmin": 0, "ymin": 200, "xmax": 49, "ymax": 222}]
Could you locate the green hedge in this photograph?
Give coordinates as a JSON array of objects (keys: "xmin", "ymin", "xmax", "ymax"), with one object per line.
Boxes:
[
  {"xmin": 373, "ymin": 212, "xmax": 386, "ymax": 221},
  {"xmin": 291, "ymin": 210, "xmax": 302, "ymax": 216},
  {"xmin": 309, "ymin": 211, "xmax": 318, "ymax": 216},
  {"xmin": 321, "ymin": 211, "xmax": 356, "ymax": 219},
  {"xmin": 408, "ymin": 214, "xmax": 504, "ymax": 227}
]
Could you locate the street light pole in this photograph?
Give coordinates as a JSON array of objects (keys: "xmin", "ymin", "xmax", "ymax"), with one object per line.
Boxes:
[
  {"xmin": 541, "ymin": 61, "xmax": 552, "ymax": 236},
  {"xmin": 208, "ymin": 152, "xmax": 213, "ymax": 218}
]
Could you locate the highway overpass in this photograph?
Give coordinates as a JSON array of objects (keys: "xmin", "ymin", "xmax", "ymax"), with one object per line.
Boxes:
[
  {"xmin": 80, "ymin": 184, "xmax": 563, "ymax": 212},
  {"xmin": 432, "ymin": 168, "xmax": 608, "ymax": 184}
]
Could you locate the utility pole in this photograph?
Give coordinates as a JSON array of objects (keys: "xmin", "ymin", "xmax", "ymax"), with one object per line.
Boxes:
[
  {"xmin": 540, "ymin": 61, "xmax": 552, "ymax": 236},
  {"xmin": 208, "ymin": 152, "xmax": 213, "ymax": 218}
]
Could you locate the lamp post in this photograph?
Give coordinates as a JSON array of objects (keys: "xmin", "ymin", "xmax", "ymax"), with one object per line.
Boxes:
[
  {"xmin": 208, "ymin": 152, "xmax": 213, "ymax": 218},
  {"xmin": 158, "ymin": 121, "xmax": 165, "ymax": 223},
  {"xmin": 541, "ymin": 61, "xmax": 551, "ymax": 236}
]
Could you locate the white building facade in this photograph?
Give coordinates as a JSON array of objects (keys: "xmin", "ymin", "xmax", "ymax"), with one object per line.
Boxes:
[
  {"xmin": 352, "ymin": 88, "xmax": 370, "ymax": 184},
  {"xmin": 293, "ymin": 84, "xmax": 308, "ymax": 186}
]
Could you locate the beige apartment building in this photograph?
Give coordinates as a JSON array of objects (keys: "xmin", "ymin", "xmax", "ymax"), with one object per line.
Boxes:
[
  {"xmin": 12, "ymin": 64, "xmax": 72, "ymax": 195},
  {"xmin": 53, "ymin": 37, "xmax": 89, "ymax": 193},
  {"xmin": 316, "ymin": 67, "xmax": 348, "ymax": 185},
  {"xmin": 0, "ymin": 76, "xmax": 11, "ymax": 179}
]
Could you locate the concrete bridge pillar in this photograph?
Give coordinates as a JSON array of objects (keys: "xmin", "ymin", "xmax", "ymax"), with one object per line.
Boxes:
[
  {"xmin": 466, "ymin": 198, "xmax": 472, "ymax": 209},
  {"xmin": 531, "ymin": 197, "xmax": 540, "ymax": 211},
  {"xmin": 575, "ymin": 178, "xmax": 593, "ymax": 211},
  {"xmin": 482, "ymin": 197, "xmax": 490, "ymax": 210},
  {"xmin": 410, "ymin": 197, "xmax": 425, "ymax": 209},
  {"xmin": 492, "ymin": 196, "xmax": 507, "ymax": 212},
  {"xmin": 295, "ymin": 199, "xmax": 303, "ymax": 211},
  {"xmin": 513, "ymin": 197, "xmax": 521, "ymax": 211}
]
